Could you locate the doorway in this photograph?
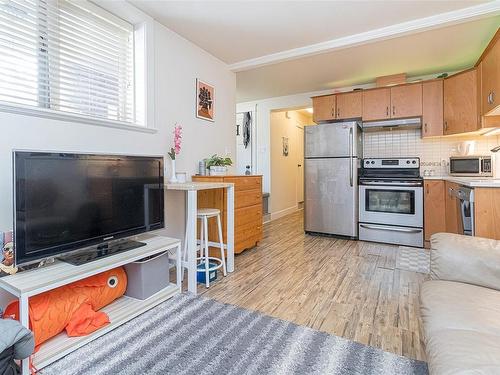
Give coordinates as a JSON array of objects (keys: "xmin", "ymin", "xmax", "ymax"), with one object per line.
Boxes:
[{"xmin": 269, "ymin": 108, "xmax": 312, "ymax": 220}]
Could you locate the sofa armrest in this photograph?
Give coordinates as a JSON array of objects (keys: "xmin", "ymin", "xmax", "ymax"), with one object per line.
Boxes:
[{"xmin": 430, "ymin": 233, "xmax": 500, "ymax": 291}]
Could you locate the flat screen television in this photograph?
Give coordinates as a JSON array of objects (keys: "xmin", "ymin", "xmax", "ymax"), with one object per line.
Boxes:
[{"xmin": 13, "ymin": 151, "xmax": 164, "ymax": 266}]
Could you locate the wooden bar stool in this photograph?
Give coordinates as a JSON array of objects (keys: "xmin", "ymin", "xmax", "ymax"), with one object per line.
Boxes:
[{"xmin": 182, "ymin": 208, "xmax": 227, "ymax": 288}]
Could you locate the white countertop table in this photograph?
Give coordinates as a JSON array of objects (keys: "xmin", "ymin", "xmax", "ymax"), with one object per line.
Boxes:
[{"xmin": 166, "ymin": 181, "xmax": 235, "ymax": 294}]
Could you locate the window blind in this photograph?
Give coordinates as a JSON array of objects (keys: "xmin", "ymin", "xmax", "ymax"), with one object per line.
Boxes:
[{"xmin": 0, "ymin": 0, "xmax": 136, "ymax": 124}]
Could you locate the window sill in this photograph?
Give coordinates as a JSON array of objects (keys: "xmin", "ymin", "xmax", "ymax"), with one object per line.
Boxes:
[{"xmin": 0, "ymin": 103, "xmax": 157, "ymax": 134}]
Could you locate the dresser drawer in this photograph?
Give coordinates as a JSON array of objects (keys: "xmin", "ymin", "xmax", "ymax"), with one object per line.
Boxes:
[
  {"xmin": 235, "ymin": 204, "xmax": 262, "ymax": 227},
  {"xmin": 224, "ymin": 176, "xmax": 262, "ymax": 191},
  {"xmin": 235, "ymin": 220, "xmax": 262, "ymax": 243},
  {"xmin": 235, "ymin": 189, "xmax": 262, "ymax": 209}
]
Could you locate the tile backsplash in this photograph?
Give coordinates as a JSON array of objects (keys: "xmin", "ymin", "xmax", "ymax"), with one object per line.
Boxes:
[{"xmin": 363, "ymin": 129, "xmax": 500, "ymax": 177}]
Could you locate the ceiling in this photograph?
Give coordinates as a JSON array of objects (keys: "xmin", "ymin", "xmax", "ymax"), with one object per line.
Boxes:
[
  {"xmin": 236, "ymin": 16, "xmax": 500, "ymax": 101},
  {"xmin": 129, "ymin": 0, "xmax": 500, "ymax": 102}
]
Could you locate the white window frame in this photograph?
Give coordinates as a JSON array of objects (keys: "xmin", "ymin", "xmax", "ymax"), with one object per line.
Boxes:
[{"xmin": 0, "ymin": 0, "xmax": 156, "ymax": 133}]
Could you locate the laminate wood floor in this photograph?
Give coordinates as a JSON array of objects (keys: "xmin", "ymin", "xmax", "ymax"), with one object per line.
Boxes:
[{"xmin": 198, "ymin": 210, "xmax": 428, "ymax": 361}]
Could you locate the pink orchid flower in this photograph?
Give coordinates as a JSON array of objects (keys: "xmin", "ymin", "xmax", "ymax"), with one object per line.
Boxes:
[{"xmin": 168, "ymin": 124, "xmax": 182, "ymax": 160}]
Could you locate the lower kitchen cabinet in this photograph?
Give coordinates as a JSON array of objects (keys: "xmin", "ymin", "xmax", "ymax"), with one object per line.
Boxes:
[
  {"xmin": 192, "ymin": 175, "xmax": 263, "ymax": 254},
  {"xmin": 423, "ymin": 180, "xmax": 446, "ymax": 247},
  {"xmin": 474, "ymin": 188, "xmax": 500, "ymax": 240}
]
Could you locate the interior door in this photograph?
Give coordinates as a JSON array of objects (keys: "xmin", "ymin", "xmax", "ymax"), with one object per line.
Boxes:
[
  {"xmin": 296, "ymin": 126, "xmax": 304, "ymax": 204},
  {"xmin": 304, "ymin": 157, "xmax": 357, "ymax": 236}
]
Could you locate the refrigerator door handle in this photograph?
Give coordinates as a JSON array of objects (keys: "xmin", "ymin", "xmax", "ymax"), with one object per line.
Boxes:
[{"xmin": 349, "ymin": 127, "xmax": 353, "ymax": 187}]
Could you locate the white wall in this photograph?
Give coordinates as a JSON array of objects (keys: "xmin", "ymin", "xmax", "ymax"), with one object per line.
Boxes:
[{"xmin": 0, "ymin": 17, "xmax": 235, "ymax": 306}]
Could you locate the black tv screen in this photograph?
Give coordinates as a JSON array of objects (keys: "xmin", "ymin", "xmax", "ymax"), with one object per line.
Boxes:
[{"xmin": 14, "ymin": 152, "xmax": 164, "ymax": 266}]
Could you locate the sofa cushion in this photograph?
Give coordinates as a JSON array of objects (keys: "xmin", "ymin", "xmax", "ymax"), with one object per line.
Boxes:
[{"xmin": 421, "ymin": 280, "xmax": 500, "ymax": 374}]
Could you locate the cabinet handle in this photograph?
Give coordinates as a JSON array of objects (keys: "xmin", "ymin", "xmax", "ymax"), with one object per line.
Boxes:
[
  {"xmin": 426, "ymin": 184, "xmax": 429, "ymax": 195},
  {"xmin": 331, "ymin": 107, "xmax": 335, "ymax": 117},
  {"xmin": 424, "ymin": 123, "xmax": 428, "ymax": 133},
  {"xmin": 444, "ymin": 121, "xmax": 448, "ymax": 131},
  {"xmin": 492, "ymin": 91, "xmax": 496, "ymax": 104},
  {"xmin": 386, "ymin": 106, "xmax": 389, "ymax": 116},
  {"xmin": 392, "ymin": 106, "xmax": 395, "ymax": 116},
  {"xmin": 337, "ymin": 108, "xmax": 340, "ymax": 118}
]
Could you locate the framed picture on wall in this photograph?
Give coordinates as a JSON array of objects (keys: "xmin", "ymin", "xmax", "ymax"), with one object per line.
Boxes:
[{"xmin": 196, "ymin": 79, "xmax": 215, "ymax": 122}]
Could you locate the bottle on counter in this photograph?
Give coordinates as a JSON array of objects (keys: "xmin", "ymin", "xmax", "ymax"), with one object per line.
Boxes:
[
  {"xmin": 199, "ymin": 160, "xmax": 206, "ymax": 176},
  {"xmin": 245, "ymin": 165, "xmax": 251, "ymax": 175}
]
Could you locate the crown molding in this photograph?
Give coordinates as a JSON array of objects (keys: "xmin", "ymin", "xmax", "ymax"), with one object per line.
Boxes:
[{"xmin": 229, "ymin": 2, "xmax": 500, "ymax": 72}]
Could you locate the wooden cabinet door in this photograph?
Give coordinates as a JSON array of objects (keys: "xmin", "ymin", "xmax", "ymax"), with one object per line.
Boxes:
[
  {"xmin": 474, "ymin": 188, "xmax": 500, "ymax": 240},
  {"xmin": 335, "ymin": 91, "xmax": 362, "ymax": 119},
  {"xmin": 312, "ymin": 95, "xmax": 336, "ymax": 123},
  {"xmin": 362, "ymin": 88, "xmax": 391, "ymax": 121},
  {"xmin": 444, "ymin": 181, "xmax": 463, "ymax": 234},
  {"xmin": 424, "ymin": 180, "xmax": 446, "ymax": 242},
  {"xmin": 443, "ymin": 69, "xmax": 479, "ymax": 135},
  {"xmin": 422, "ymin": 80, "xmax": 443, "ymax": 137},
  {"xmin": 481, "ymin": 37, "xmax": 500, "ymax": 115},
  {"xmin": 390, "ymin": 83, "xmax": 422, "ymax": 118}
]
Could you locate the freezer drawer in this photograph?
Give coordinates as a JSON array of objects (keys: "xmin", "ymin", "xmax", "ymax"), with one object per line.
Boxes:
[
  {"xmin": 359, "ymin": 223, "xmax": 423, "ymax": 247},
  {"xmin": 304, "ymin": 157, "xmax": 358, "ymax": 237}
]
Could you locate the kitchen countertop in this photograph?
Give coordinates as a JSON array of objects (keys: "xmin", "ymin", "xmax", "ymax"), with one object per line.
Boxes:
[{"xmin": 423, "ymin": 176, "xmax": 500, "ymax": 187}]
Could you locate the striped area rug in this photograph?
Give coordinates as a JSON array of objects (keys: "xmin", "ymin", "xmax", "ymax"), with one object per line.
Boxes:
[{"xmin": 40, "ymin": 294, "xmax": 428, "ymax": 375}]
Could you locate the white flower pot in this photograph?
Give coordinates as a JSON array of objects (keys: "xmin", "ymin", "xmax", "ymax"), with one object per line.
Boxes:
[
  {"xmin": 209, "ymin": 166, "xmax": 228, "ymax": 176},
  {"xmin": 168, "ymin": 159, "xmax": 178, "ymax": 183}
]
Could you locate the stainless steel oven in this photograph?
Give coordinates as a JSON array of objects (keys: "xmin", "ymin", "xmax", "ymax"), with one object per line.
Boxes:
[
  {"xmin": 449, "ymin": 156, "xmax": 492, "ymax": 177},
  {"xmin": 359, "ymin": 181, "xmax": 423, "ymax": 227},
  {"xmin": 358, "ymin": 158, "xmax": 424, "ymax": 247}
]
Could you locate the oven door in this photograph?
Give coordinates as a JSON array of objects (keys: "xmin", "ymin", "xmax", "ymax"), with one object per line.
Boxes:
[{"xmin": 359, "ymin": 183, "xmax": 423, "ymax": 227}]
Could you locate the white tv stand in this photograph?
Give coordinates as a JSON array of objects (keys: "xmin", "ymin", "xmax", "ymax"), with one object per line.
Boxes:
[{"xmin": 0, "ymin": 234, "xmax": 181, "ymax": 375}]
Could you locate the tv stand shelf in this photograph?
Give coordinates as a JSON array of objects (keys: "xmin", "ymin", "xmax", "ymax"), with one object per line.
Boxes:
[{"xmin": 0, "ymin": 234, "xmax": 181, "ymax": 375}]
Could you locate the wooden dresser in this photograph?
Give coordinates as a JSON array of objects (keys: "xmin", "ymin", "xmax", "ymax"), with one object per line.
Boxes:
[{"xmin": 192, "ymin": 175, "xmax": 263, "ymax": 254}]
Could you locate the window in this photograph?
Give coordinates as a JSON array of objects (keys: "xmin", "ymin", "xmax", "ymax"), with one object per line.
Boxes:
[{"xmin": 0, "ymin": 0, "xmax": 138, "ymax": 125}]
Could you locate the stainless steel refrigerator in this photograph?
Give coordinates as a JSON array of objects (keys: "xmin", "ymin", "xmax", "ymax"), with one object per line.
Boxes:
[{"xmin": 304, "ymin": 121, "xmax": 362, "ymax": 238}]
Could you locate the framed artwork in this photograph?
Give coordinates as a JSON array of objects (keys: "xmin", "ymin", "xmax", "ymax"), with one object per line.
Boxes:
[
  {"xmin": 282, "ymin": 137, "xmax": 289, "ymax": 156},
  {"xmin": 196, "ymin": 79, "xmax": 215, "ymax": 122}
]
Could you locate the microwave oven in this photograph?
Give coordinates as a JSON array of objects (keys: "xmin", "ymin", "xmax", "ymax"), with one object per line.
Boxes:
[{"xmin": 449, "ymin": 156, "xmax": 493, "ymax": 177}]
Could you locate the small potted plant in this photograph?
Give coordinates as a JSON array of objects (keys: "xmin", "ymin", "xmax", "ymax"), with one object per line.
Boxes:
[{"xmin": 205, "ymin": 154, "xmax": 233, "ymax": 176}]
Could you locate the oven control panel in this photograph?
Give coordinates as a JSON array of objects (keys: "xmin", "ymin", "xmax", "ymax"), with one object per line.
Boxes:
[{"xmin": 363, "ymin": 158, "xmax": 420, "ymax": 168}]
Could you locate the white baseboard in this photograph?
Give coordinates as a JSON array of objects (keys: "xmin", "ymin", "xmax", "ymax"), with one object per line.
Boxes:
[{"xmin": 270, "ymin": 206, "xmax": 299, "ymax": 221}]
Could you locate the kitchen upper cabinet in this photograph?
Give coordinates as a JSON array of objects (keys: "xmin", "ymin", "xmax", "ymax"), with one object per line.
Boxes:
[
  {"xmin": 312, "ymin": 95, "xmax": 336, "ymax": 123},
  {"xmin": 362, "ymin": 88, "xmax": 391, "ymax": 121},
  {"xmin": 480, "ymin": 34, "xmax": 500, "ymax": 115},
  {"xmin": 390, "ymin": 83, "xmax": 422, "ymax": 118},
  {"xmin": 424, "ymin": 180, "xmax": 446, "ymax": 246},
  {"xmin": 335, "ymin": 91, "xmax": 362, "ymax": 120},
  {"xmin": 443, "ymin": 69, "xmax": 480, "ymax": 135},
  {"xmin": 422, "ymin": 80, "xmax": 444, "ymax": 137},
  {"xmin": 444, "ymin": 181, "xmax": 463, "ymax": 235}
]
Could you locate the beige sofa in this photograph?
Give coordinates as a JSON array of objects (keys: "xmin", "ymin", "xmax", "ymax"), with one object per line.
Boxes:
[{"xmin": 420, "ymin": 233, "xmax": 500, "ymax": 375}]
